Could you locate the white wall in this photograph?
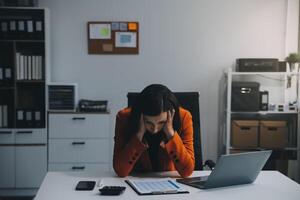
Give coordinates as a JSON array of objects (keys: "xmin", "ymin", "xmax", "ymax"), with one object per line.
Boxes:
[{"xmin": 39, "ymin": 0, "xmax": 299, "ymax": 162}]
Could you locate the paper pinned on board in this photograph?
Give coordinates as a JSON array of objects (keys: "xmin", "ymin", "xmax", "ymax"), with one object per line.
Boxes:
[{"xmin": 89, "ymin": 23, "xmax": 111, "ymax": 39}]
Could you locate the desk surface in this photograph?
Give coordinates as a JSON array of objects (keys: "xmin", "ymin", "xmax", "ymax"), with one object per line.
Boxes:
[{"xmin": 35, "ymin": 171, "xmax": 300, "ymax": 200}]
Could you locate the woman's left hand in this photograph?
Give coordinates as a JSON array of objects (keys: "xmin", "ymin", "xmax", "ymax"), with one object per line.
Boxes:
[{"xmin": 163, "ymin": 109, "xmax": 175, "ymax": 141}]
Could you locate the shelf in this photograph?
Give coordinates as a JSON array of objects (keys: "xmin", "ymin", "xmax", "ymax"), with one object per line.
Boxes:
[
  {"xmin": 0, "ymin": 87, "xmax": 15, "ymax": 90},
  {"xmin": 0, "ymin": 40, "xmax": 44, "ymax": 43},
  {"xmin": 230, "ymin": 111, "xmax": 298, "ymax": 114},
  {"xmin": 16, "ymin": 80, "xmax": 45, "ymax": 84},
  {"xmin": 230, "ymin": 72, "xmax": 298, "ymax": 75},
  {"xmin": 230, "ymin": 147, "xmax": 299, "ymax": 151}
]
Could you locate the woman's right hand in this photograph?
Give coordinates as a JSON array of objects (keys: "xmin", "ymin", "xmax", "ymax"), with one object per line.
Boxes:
[{"xmin": 136, "ymin": 114, "xmax": 146, "ymax": 141}]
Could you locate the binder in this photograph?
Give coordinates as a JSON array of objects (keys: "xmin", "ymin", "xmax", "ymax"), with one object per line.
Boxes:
[
  {"xmin": 32, "ymin": 55, "xmax": 36, "ymax": 79},
  {"xmin": 37, "ymin": 55, "xmax": 42, "ymax": 79},
  {"xmin": 25, "ymin": 110, "xmax": 33, "ymax": 127},
  {"xmin": 28, "ymin": 56, "xmax": 32, "ymax": 80},
  {"xmin": 4, "ymin": 68, "xmax": 11, "ymax": 79},
  {"xmin": 35, "ymin": 20, "xmax": 43, "ymax": 39},
  {"xmin": 16, "ymin": 52, "xmax": 20, "ymax": 80},
  {"xmin": 34, "ymin": 110, "xmax": 41, "ymax": 127},
  {"xmin": 0, "ymin": 105, "xmax": 2, "ymax": 127},
  {"xmin": 26, "ymin": 20, "xmax": 34, "ymax": 39},
  {"xmin": 2, "ymin": 105, "xmax": 7, "ymax": 127},
  {"xmin": 17, "ymin": 20, "xmax": 26, "ymax": 39},
  {"xmin": 20, "ymin": 54, "xmax": 24, "ymax": 80},
  {"xmin": 24, "ymin": 55, "xmax": 28, "ymax": 80},
  {"xmin": 1, "ymin": 20, "xmax": 8, "ymax": 39},
  {"xmin": 9, "ymin": 20, "xmax": 17, "ymax": 39},
  {"xmin": 16, "ymin": 109, "xmax": 25, "ymax": 128},
  {"xmin": 0, "ymin": 68, "xmax": 3, "ymax": 80}
]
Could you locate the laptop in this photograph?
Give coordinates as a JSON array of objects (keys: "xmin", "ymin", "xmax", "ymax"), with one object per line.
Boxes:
[{"xmin": 176, "ymin": 150, "xmax": 272, "ymax": 189}]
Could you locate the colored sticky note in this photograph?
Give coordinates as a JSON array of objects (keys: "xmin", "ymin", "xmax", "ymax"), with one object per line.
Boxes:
[
  {"xmin": 111, "ymin": 22, "xmax": 119, "ymax": 30},
  {"xmin": 120, "ymin": 22, "xmax": 128, "ymax": 31},
  {"xmin": 128, "ymin": 22, "xmax": 137, "ymax": 31},
  {"xmin": 89, "ymin": 24, "xmax": 111, "ymax": 39}
]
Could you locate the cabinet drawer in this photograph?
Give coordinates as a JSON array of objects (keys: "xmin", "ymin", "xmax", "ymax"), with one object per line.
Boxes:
[
  {"xmin": 49, "ymin": 114, "xmax": 110, "ymax": 138},
  {"xmin": 0, "ymin": 129, "xmax": 14, "ymax": 144},
  {"xmin": 15, "ymin": 146, "xmax": 47, "ymax": 188},
  {"xmin": 15, "ymin": 129, "xmax": 47, "ymax": 144},
  {"xmin": 0, "ymin": 146, "xmax": 15, "ymax": 188},
  {"xmin": 48, "ymin": 163, "xmax": 109, "ymax": 173},
  {"xmin": 49, "ymin": 139, "xmax": 109, "ymax": 163}
]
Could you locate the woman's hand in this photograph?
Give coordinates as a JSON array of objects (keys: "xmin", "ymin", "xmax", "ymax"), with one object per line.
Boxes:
[
  {"xmin": 163, "ymin": 109, "xmax": 175, "ymax": 141},
  {"xmin": 136, "ymin": 114, "xmax": 146, "ymax": 141}
]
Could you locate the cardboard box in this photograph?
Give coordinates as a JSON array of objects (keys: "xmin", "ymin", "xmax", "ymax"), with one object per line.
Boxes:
[
  {"xmin": 260, "ymin": 120, "xmax": 287, "ymax": 148},
  {"xmin": 231, "ymin": 120, "xmax": 259, "ymax": 148}
]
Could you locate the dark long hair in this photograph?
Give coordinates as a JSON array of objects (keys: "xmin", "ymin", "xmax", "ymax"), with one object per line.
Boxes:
[{"xmin": 126, "ymin": 84, "xmax": 181, "ymax": 140}]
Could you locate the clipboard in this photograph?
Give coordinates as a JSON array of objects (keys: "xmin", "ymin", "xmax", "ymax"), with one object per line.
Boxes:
[{"xmin": 125, "ymin": 179, "xmax": 189, "ymax": 195}]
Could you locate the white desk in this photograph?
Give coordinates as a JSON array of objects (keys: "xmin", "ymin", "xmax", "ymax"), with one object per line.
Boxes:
[{"xmin": 35, "ymin": 171, "xmax": 300, "ymax": 200}]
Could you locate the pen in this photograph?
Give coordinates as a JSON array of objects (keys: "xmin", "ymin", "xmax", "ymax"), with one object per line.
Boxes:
[
  {"xmin": 97, "ymin": 179, "xmax": 103, "ymax": 188},
  {"xmin": 151, "ymin": 190, "xmax": 178, "ymax": 194}
]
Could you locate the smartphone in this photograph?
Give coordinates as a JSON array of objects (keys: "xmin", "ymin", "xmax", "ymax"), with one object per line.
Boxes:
[{"xmin": 75, "ymin": 181, "xmax": 96, "ymax": 191}]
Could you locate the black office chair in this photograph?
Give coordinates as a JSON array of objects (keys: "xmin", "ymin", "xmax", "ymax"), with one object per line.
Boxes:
[{"xmin": 127, "ymin": 92, "xmax": 214, "ymax": 170}]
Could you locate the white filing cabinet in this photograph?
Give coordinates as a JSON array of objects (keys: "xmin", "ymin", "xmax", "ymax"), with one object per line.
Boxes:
[{"xmin": 48, "ymin": 112, "xmax": 111, "ymax": 173}]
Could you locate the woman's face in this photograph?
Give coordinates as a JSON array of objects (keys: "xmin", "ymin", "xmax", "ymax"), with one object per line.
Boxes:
[{"xmin": 143, "ymin": 112, "xmax": 167, "ymax": 134}]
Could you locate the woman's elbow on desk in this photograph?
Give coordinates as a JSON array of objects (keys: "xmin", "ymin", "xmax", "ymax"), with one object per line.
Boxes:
[
  {"xmin": 178, "ymin": 162, "xmax": 194, "ymax": 178},
  {"xmin": 113, "ymin": 162, "xmax": 130, "ymax": 177}
]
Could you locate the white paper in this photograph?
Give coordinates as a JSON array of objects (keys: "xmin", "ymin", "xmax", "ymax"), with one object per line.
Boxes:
[
  {"xmin": 89, "ymin": 24, "xmax": 111, "ymax": 39},
  {"xmin": 115, "ymin": 32, "xmax": 137, "ymax": 48}
]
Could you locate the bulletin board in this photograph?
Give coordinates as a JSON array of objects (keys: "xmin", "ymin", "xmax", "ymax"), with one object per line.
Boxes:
[{"xmin": 87, "ymin": 21, "xmax": 139, "ymax": 54}]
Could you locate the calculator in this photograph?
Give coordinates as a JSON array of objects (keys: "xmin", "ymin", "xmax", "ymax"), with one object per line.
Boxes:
[{"xmin": 99, "ymin": 186, "xmax": 126, "ymax": 195}]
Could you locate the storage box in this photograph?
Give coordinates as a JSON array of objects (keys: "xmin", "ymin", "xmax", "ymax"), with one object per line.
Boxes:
[
  {"xmin": 236, "ymin": 58, "xmax": 279, "ymax": 72},
  {"xmin": 231, "ymin": 120, "xmax": 259, "ymax": 148},
  {"xmin": 231, "ymin": 82, "xmax": 260, "ymax": 111},
  {"xmin": 260, "ymin": 120, "xmax": 287, "ymax": 148}
]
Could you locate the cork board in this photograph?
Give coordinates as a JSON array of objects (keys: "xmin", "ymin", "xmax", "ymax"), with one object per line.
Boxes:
[{"xmin": 87, "ymin": 21, "xmax": 139, "ymax": 54}]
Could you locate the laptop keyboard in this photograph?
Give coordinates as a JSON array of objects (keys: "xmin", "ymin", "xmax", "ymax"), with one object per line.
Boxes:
[{"xmin": 186, "ymin": 176, "xmax": 209, "ymax": 183}]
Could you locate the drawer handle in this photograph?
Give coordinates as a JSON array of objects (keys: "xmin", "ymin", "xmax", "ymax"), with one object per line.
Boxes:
[
  {"xmin": 16, "ymin": 131, "xmax": 33, "ymax": 134},
  {"xmin": 72, "ymin": 142, "xmax": 86, "ymax": 145},
  {"xmin": 72, "ymin": 117, "xmax": 86, "ymax": 120},
  {"xmin": 0, "ymin": 131, "xmax": 12, "ymax": 134},
  {"xmin": 72, "ymin": 166, "xmax": 85, "ymax": 170}
]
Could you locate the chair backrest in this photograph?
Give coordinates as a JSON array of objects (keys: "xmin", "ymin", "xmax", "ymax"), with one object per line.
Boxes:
[{"xmin": 127, "ymin": 92, "xmax": 203, "ymax": 170}]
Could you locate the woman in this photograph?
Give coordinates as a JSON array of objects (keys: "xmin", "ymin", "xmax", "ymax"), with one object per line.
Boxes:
[{"xmin": 113, "ymin": 84, "xmax": 194, "ymax": 177}]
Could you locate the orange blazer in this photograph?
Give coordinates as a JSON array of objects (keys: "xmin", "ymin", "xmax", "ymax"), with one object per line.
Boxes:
[{"xmin": 113, "ymin": 107, "xmax": 195, "ymax": 177}]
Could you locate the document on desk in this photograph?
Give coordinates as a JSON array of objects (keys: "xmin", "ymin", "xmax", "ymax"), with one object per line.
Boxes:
[{"xmin": 125, "ymin": 179, "xmax": 189, "ymax": 195}]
